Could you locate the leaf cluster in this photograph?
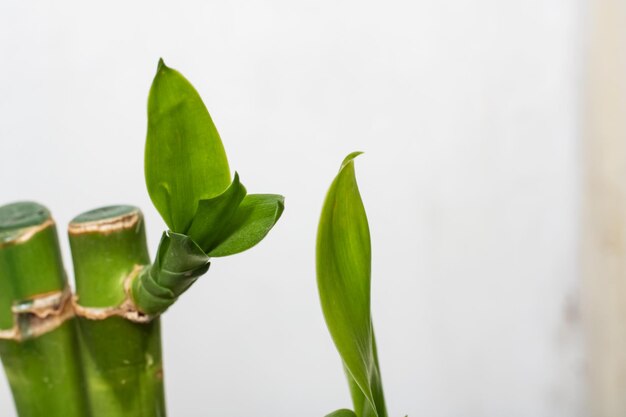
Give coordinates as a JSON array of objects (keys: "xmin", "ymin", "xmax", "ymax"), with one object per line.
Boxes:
[{"xmin": 145, "ymin": 59, "xmax": 283, "ymax": 258}]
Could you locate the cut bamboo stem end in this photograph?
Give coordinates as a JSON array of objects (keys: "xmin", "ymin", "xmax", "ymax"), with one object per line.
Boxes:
[
  {"xmin": 0, "ymin": 201, "xmax": 90, "ymax": 417},
  {"xmin": 68, "ymin": 207, "xmax": 141, "ymax": 236},
  {"xmin": 68, "ymin": 205, "xmax": 149, "ymax": 309},
  {"xmin": 68, "ymin": 205, "xmax": 166, "ymax": 417}
]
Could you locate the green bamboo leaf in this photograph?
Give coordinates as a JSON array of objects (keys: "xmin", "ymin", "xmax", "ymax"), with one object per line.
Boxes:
[
  {"xmin": 316, "ymin": 152, "xmax": 387, "ymax": 417},
  {"xmin": 186, "ymin": 172, "xmax": 247, "ymax": 251},
  {"xmin": 325, "ymin": 410, "xmax": 358, "ymax": 417},
  {"xmin": 207, "ymin": 194, "xmax": 285, "ymax": 257},
  {"xmin": 146, "ymin": 58, "xmax": 231, "ymax": 232}
]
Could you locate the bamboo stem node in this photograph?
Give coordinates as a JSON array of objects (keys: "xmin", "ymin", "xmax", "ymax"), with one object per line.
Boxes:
[
  {"xmin": 71, "ymin": 264, "xmax": 154, "ymax": 323},
  {"xmin": 0, "ymin": 285, "xmax": 74, "ymax": 342}
]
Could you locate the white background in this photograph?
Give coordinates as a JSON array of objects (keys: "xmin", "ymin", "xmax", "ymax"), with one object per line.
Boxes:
[{"xmin": 0, "ymin": 1, "xmax": 584, "ymax": 416}]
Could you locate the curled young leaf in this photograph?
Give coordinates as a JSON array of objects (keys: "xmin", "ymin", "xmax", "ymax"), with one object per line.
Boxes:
[
  {"xmin": 186, "ymin": 172, "xmax": 247, "ymax": 251},
  {"xmin": 316, "ymin": 153, "xmax": 387, "ymax": 417},
  {"xmin": 207, "ymin": 194, "xmax": 285, "ymax": 257},
  {"xmin": 146, "ymin": 59, "xmax": 231, "ymax": 232},
  {"xmin": 132, "ymin": 231, "xmax": 210, "ymax": 315}
]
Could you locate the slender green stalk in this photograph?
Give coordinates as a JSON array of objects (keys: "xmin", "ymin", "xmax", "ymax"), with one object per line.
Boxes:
[
  {"xmin": 68, "ymin": 205, "xmax": 165, "ymax": 417},
  {"xmin": 0, "ymin": 201, "xmax": 90, "ymax": 417}
]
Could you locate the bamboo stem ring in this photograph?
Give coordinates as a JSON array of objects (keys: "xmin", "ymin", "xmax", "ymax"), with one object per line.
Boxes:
[
  {"xmin": 0, "ymin": 285, "xmax": 74, "ymax": 342},
  {"xmin": 71, "ymin": 264, "xmax": 153, "ymax": 323}
]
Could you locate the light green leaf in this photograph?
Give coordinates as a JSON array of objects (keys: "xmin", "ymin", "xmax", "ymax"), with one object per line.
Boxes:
[
  {"xmin": 325, "ymin": 410, "xmax": 357, "ymax": 417},
  {"xmin": 316, "ymin": 152, "xmax": 387, "ymax": 417},
  {"xmin": 186, "ymin": 172, "xmax": 247, "ymax": 251},
  {"xmin": 207, "ymin": 194, "xmax": 284, "ymax": 257},
  {"xmin": 146, "ymin": 58, "xmax": 231, "ymax": 232}
]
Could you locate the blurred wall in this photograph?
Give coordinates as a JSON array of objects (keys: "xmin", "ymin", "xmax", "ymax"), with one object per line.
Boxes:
[
  {"xmin": 583, "ymin": 0, "xmax": 626, "ymax": 416},
  {"xmin": 0, "ymin": 1, "xmax": 583, "ymax": 416}
]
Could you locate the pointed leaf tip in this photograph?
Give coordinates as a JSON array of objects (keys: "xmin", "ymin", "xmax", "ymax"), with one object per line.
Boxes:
[{"xmin": 341, "ymin": 151, "xmax": 364, "ymax": 169}]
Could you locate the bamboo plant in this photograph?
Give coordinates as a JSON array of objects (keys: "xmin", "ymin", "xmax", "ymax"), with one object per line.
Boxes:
[
  {"xmin": 316, "ymin": 153, "xmax": 397, "ymax": 417},
  {"xmin": 0, "ymin": 59, "xmax": 403, "ymax": 417},
  {"xmin": 67, "ymin": 59, "xmax": 284, "ymax": 417},
  {"xmin": 0, "ymin": 60, "xmax": 284, "ymax": 417}
]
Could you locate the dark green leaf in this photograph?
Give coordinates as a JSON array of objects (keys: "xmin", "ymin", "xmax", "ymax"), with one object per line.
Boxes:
[
  {"xmin": 316, "ymin": 152, "xmax": 387, "ymax": 417},
  {"xmin": 186, "ymin": 172, "xmax": 247, "ymax": 251},
  {"xmin": 146, "ymin": 58, "xmax": 231, "ymax": 232},
  {"xmin": 207, "ymin": 194, "xmax": 285, "ymax": 257}
]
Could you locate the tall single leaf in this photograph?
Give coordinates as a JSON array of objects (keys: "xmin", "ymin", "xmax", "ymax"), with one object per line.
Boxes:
[
  {"xmin": 146, "ymin": 58, "xmax": 231, "ymax": 232},
  {"xmin": 316, "ymin": 152, "xmax": 387, "ymax": 417}
]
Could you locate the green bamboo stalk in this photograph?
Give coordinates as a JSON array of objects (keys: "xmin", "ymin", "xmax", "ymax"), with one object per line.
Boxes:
[
  {"xmin": 68, "ymin": 205, "xmax": 165, "ymax": 417},
  {"xmin": 0, "ymin": 201, "xmax": 90, "ymax": 417}
]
